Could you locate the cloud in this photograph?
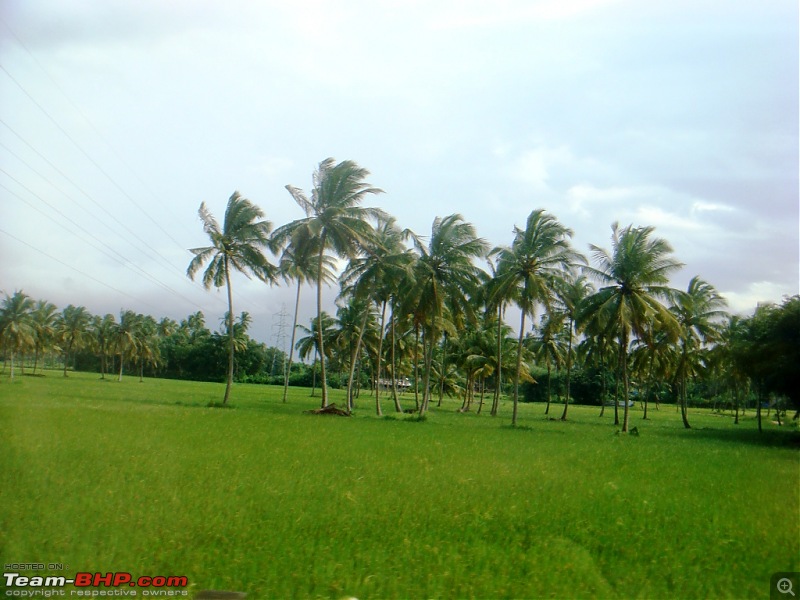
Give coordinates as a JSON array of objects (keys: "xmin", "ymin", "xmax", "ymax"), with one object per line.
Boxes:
[
  {"xmin": 429, "ymin": 0, "xmax": 622, "ymax": 29},
  {"xmin": 721, "ymin": 281, "xmax": 799, "ymax": 316}
]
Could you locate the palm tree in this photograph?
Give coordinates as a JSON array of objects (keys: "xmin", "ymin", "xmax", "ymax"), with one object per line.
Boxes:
[
  {"xmin": 187, "ymin": 191, "xmax": 277, "ymax": 405},
  {"xmin": 273, "ymin": 158, "xmax": 385, "ymax": 408},
  {"xmin": 555, "ymin": 274, "xmax": 593, "ymax": 420},
  {"xmin": 530, "ymin": 311, "xmax": 567, "ymax": 415},
  {"xmin": 132, "ymin": 314, "xmax": 161, "ymax": 382},
  {"xmin": 31, "ymin": 299, "xmax": 58, "ymax": 375},
  {"xmin": 333, "ymin": 293, "xmax": 376, "ymax": 412},
  {"xmin": 0, "ymin": 291, "xmax": 35, "ymax": 380},
  {"xmin": 56, "ymin": 304, "xmax": 92, "ymax": 377},
  {"xmin": 410, "ymin": 214, "xmax": 489, "ymax": 415},
  {"xmin": 92, "ymin": 313, "xmax": 117, "ymax": 379},
  {"xmin": 581, "ymin": 223, "xmax": 683, "ymax": 433},
  {"xmin": 490, "ymin": 209, "xmax": 579, "ymax": 426},
  {"xmin": 340, "ymin": 216, "xmax": 415, "ymax": 413},
  {"xmin": 670, "ymin": 276, "xmax": 728, "ymax": 429},
  {"xmin": 276, "ymin": 236, "xmax": 336, "ymax": 403},
  {"xmin": 114, "ymin": 310, "xmax": 138, "ymax": 381},
  {"xmin": 296, "ymin": 312, "xmax": 337, "ymax": 398},
  {"xmin": 630, "ymin": 322, "xmax": 675, "ymax": 419}
]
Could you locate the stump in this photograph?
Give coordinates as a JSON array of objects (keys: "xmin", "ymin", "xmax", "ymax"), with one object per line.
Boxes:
[{"xmin": 304, "ymin": 403, "xmax": 351, "ymax": 416}]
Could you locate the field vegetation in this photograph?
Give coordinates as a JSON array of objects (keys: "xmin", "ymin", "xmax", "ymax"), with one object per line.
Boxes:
[{"xmin": 2, "ymin": 372, "xmax": 797, "ymax": 599}]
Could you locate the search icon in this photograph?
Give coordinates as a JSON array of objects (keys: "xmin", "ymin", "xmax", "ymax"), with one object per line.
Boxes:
[{"xmin": 778, "ymin": 578, "xmax": 795, "ymax": 596}]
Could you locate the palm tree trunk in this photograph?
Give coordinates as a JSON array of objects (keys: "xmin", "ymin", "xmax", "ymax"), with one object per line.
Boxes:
[
  {"xmin": 375, "ymin": 301, "xmax": 388, "ymax": 415},
  {"xmin": 680, "ymin": 343, "xmax": 691, "ymax": 429},
  {"xmin": 492, "ymin": 303, "xmax": 503, "ymax": 417},
  {"xmin": 223, "ymin": 260, "xmax": 235, "ymax": 405},
  {"xmin": 390, "ymin": 303, "xmax": 403, "ymax": 413},
  {"xmin": 643, "ymin": 352, "xmax": 654, "ymax": 420},
  {"xmin": 63, "ymin": 343, "xmax": 71, "ymax": 377},
  {"xmin": 545, "ymin": 361, "xmax": 552, "ymax": 414},
  {"xmin": 756, "ymin": 387, "xmax": 763, "ymax": 433},
  {"xmin": 437, "ymin": 333, "xmax": 448, "ymax": 407},
  {"xmin": 421, "ymin": 329, "xmax": 436, "ymax": 415},
  {"xmin": 316, "ymin": 240, "xmax": 328, "ymax": 408},
  {"xmin": 282, "ymin": 280, "xmax": 302, "ymax": 403},
  {"xmin": 621, "ymin": 328, "xmax": 630, "ymax": 433},
  {"xmin": 413, "ymin": 325, "xmax": 420, "ymax": 411},
  {"xmin": 512, "ymin": 309, "xmax": 527, "ymax": 427},
  {"xmin": 561, "ymin": 319, "xmax": 573, "ymax": 421},
  {"xmin": 346, "ymin": 311, "xmax": 370, "ymax": 414}
]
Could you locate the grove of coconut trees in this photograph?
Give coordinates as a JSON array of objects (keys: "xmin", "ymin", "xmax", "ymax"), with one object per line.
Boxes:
[{"xmin": 2, "ymin": 158, "xmax": 798, "ymax": 432}]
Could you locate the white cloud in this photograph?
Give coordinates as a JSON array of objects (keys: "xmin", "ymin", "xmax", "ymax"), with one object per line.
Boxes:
[
  {"xmin": 508, "ymin": 145, "xmax": 574, "ymax": 191},
  {"xmin": 721, "ymin": 281, "xmax": 799, "ymax": 316}
]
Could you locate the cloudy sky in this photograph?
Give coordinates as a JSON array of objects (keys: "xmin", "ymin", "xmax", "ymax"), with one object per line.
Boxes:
[{"xmin": 1, "ymin": 0, "xmax": 798, "ymax": 347}]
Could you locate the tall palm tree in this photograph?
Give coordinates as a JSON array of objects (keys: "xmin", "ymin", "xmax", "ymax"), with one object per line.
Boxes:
[
  {"xmin": 56, "ymin": 304, "xmax": 91, "ymax": 377},
  {"xmin": 276, "ymin": 236, "xmax": 336, "ymax": 403},
  {"xmin": 490, "ymin": 209, "xmax": 579, "ymax": 426},
  {"xmin": 273, "ymin": 158, "xmax": 385, "ymax": 408},
  {"xmin": 0, "ymin": 291, "xmax": 35, "ymax": 380},
  {"xmin": 530, "ymin": 311, "xmax": 567, "ymax": 415},
  {"xmin": 555, "ymin": 274, "xmax": 593, "ymax": 420},
  {"xmin": 114, "ymin": 310, "xmax": 138, "ymax": 381},
  {"xmin": 670, "ymin": 276, "xmax": 728, "ymax": 429},
  {"xmin": 132, "ymin": 314, "xmax": 161, "ymax": 382},
  {"xmin": 31, "ymin": 299, "xmax": 58, "ymax": 375},
  {"xmin": 340, "ymin": 216, "xmax": 415, "ymax": 413},
  {"xmin": 92, "ymin": 313, "xmax": 117, "ymax": 379},
  {"xmin": 333, "ymin": 293, "xmax": 376, "ymax": 412},
  {"xmin": 410, "ymin": 214, "xmax": 489, "ymax": 415},
  {"xmin": 187, "ymin": 191, "xmax": 277, "ymax": 405},
  {"xmin": 581, "ymin": 223, "xmax": 683, "ymax": 433},
  {"xmin": 296, "ymin": 312, "xmax": 337, "ymax": 398}
]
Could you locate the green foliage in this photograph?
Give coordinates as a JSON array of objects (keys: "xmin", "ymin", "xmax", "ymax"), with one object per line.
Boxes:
[{"xmin": 731, "ymin": 296, "xmax": 800, "ymax": 411}]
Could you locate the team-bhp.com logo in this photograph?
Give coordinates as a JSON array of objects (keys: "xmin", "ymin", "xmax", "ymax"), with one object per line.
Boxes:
[{"xmin": 4, "ymin": 571, "xmax": 189, "ymax": 597}]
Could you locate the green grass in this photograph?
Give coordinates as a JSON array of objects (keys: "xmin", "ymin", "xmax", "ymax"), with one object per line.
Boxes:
[{"xmin": 1, "ymin": 371, "xmax": 798, "ymax": 599}]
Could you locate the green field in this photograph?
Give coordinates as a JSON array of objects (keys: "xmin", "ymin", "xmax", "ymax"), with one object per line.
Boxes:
[{"xmin": 1, "ymin": 372, "xmax": 798, "ymax": 599}]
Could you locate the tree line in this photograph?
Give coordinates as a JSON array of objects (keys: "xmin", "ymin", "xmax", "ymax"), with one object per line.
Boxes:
[{"xmin": 3, "ymin": 158, "xmax": 798, "ymax": 432}]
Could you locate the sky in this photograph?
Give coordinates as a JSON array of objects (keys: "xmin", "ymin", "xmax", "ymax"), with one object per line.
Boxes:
[{"xmin": 1, "ymin": 0, "xmax": 798, "ymax": 350}]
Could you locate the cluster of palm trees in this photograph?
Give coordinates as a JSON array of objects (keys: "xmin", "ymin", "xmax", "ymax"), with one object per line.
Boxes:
[
  {"xmin": 0, "ymin": 296, "xmax": 166, "ymax": 382},
  {"xmin": 183, "ymin": 157, "xmax": 742, "ymax": 431}
]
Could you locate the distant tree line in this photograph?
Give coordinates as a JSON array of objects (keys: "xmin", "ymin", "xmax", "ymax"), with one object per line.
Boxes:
[{"xmin": 2, "ymin": 157, "xmax": 798, "ymax": 433}]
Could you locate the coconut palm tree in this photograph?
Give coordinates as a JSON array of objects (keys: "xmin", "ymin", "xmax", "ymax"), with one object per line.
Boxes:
[
  {"xmin": 276, "ymin": 236, "xmax": 336, "ymax": 403},
  {"xmin": 333, "ymin": 293, "xmax": 377, "ymax": 412},
  {"xmin": 0, "ymin": 291, "xmax": 35, "ymax": 380},
  {"xmin": 581, "ymin": 223, "xmax": 683, "ymax": 433},
  {"xmin": 273, "ymin": 158, "xmax": 385, "ymax": 408},
  {"xmin": 530, "ymin": 311, "xmax": 567, "ymax": 415},
  {"xmin": 92, "ymin": 313, "xmax": 117, "ymax": 379},
  {"xmin": 56, "ymin": 304, "xmax": 92, "ymax": 377},
  {"xmin": 187, "ymin": 191, "xmax": 277, "ymax": 405},
  {"xmin": 490, "ymin": 209, "xmax": 579, "ymax": 426},
  {"xmin": 670, "ymin": 276, "xmax": 728, "ymax": 428},
  {"xmin": 554, "ymin": 274, "xmax": 593, "ymax": 420},
  {"xmin": 410, "ymin": 214, "xmax": 489, "ymax": 415},
  {"xmin": 296, "ymin": 312, "xmax": 337, "ymax": 398},
  {"xmin": 114, "ymin": 310, "xmax": 138, "ymax": 381},
  {"xmin": 340, "ymin": 216, "xmax": 415, "ymax": 413},
  {"xmin": 31, "ymin": 299, "xmax": 58, "ymax": 375}
]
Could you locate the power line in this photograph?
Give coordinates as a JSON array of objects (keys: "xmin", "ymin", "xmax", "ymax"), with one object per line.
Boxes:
[
  {"xmin": 0, "ymin": 16, "xmax": 198, "ymax": 243},
  {"xmin": 0, "ymin": 175, "xmax": 205, "ymax": 312},
  {"xmin": 0, "ymin": 227, "xmax": 162, "ymax": 312},
  {"xmin": 0, "ymin": 62, "xmax": 189, "ymax": 253}
]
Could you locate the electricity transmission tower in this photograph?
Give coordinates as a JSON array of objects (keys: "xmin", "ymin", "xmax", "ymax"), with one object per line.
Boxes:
[{"xmin": 270, "ymin": 304, "xmax": 290, "ymax": 378}]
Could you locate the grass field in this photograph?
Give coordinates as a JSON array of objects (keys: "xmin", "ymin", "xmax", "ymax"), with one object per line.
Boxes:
[{"xmin": 1, "ymin": 371, "xmax": 798, "ymax": 599}]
